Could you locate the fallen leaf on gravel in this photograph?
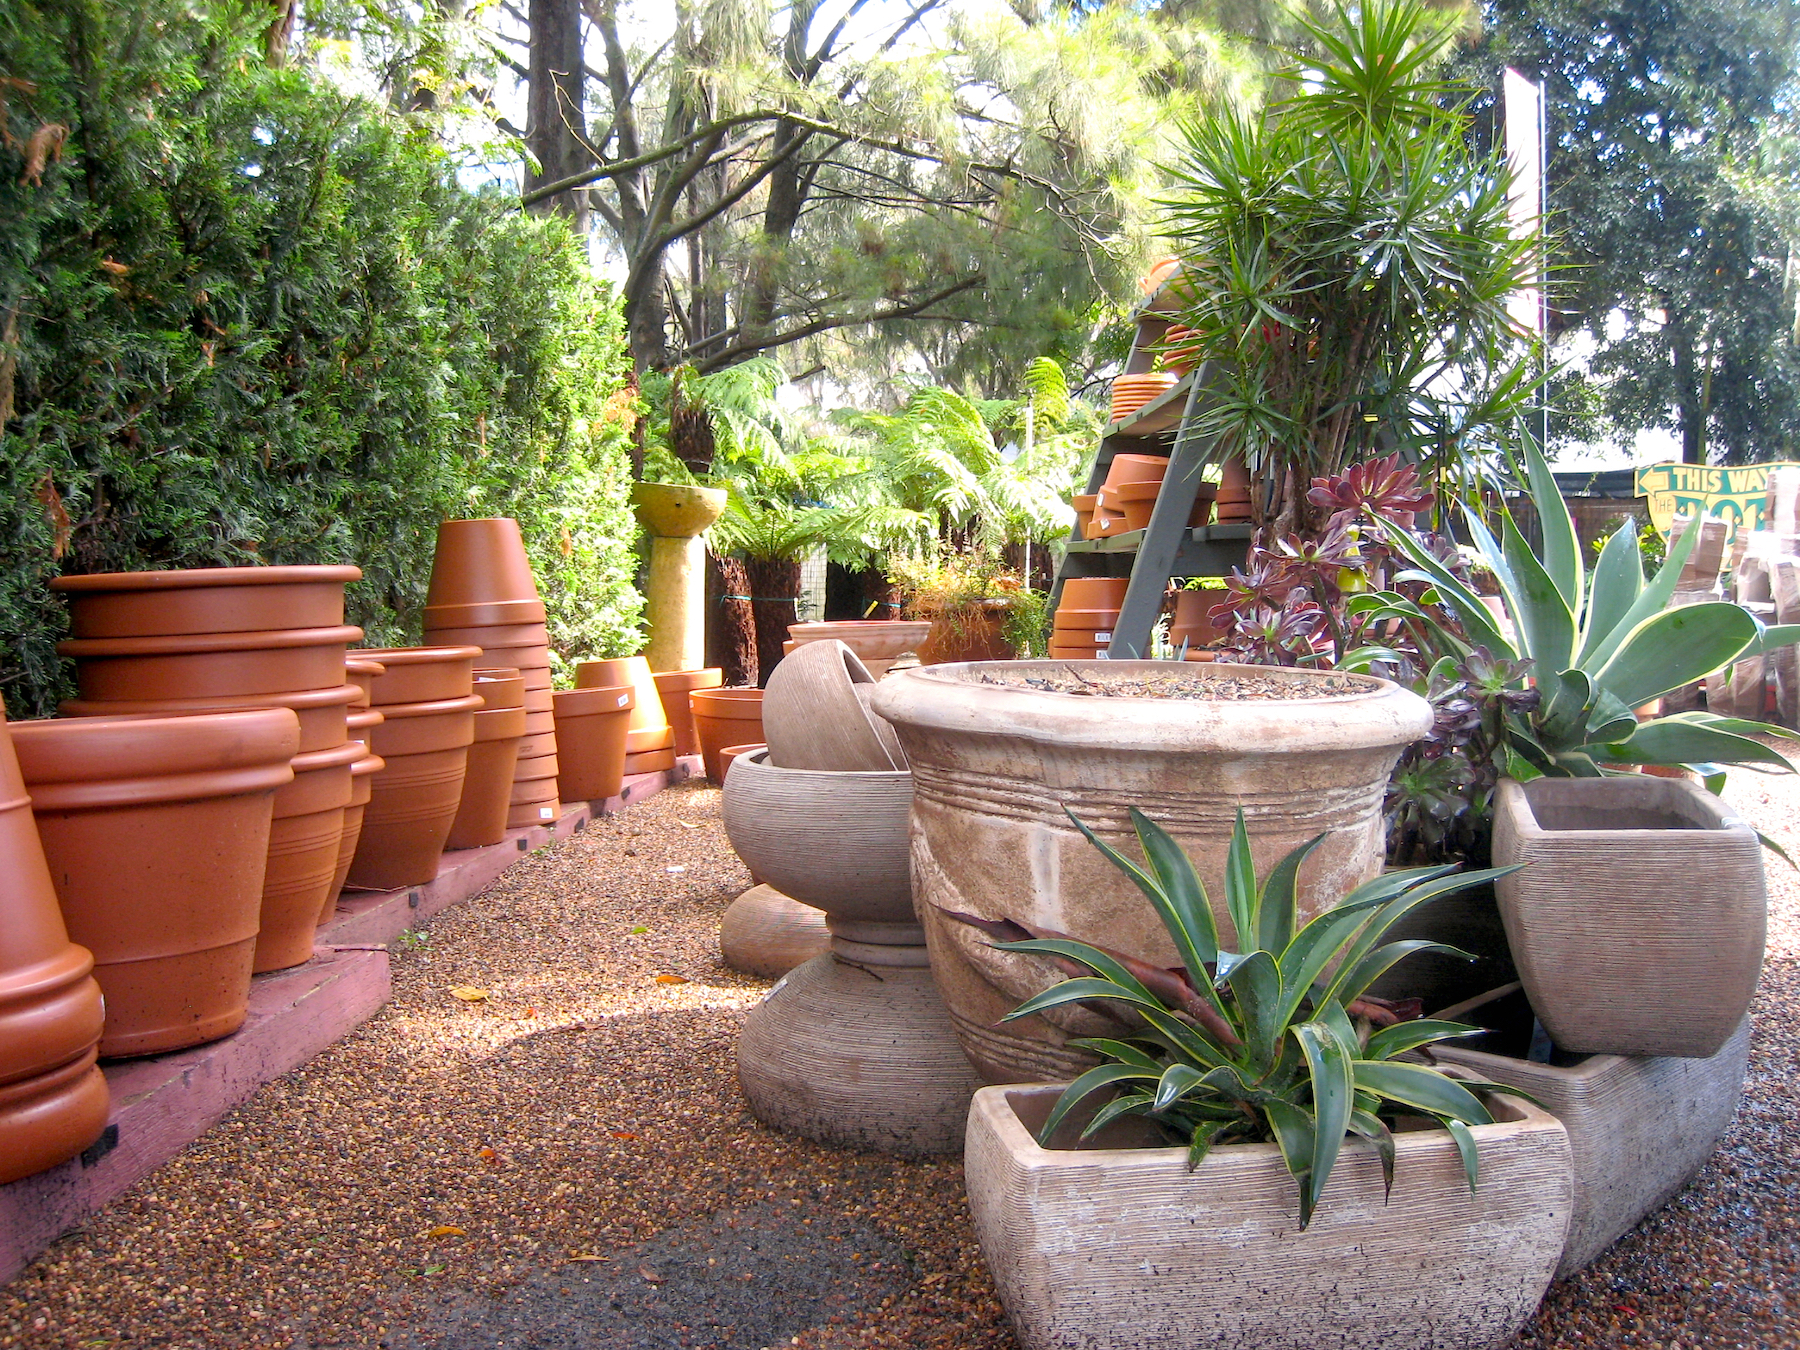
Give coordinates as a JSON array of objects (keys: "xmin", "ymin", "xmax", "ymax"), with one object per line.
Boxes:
[
  {"xmin": 628, "ymin": 926, "xmax": 650, "ymax": 934},
  {"xmin": 654, "ymin": 973, "xmax": 689, "ymax": 984},
  {"xmin": 427, "ymin": 1226, "xmax": 465, "ymax": 1238},
  {"xmin": 677, "ymin": 820, "xmax": 699, "ymax": 828},
  {"xmin": 476, "ymin": 1147, "xmax": 498, "ymax": 1164},
  {"xmin": 638, "ymin": 1264, "xmax": 665, "ymax": 1284},
  {"xmin": 609, "ymin": 1130, "xmax": 639, "ymax": 1140},
  {"xmin": 422, "ymin": 1264, "xmax": 445, "ymax": 1275},
  {"xmin": 567, "ymin": 1254, "xmax": 608, "ymax": 1263},
  {"xmin": 448, "ymin": 986, "xmax": 488, "ymax": 1002}
]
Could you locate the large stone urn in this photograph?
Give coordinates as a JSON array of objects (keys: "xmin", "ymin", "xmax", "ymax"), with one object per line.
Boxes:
[
  {"xmin": 869, "ymin": 660, "xmax": 1431, "ymax": 1083},
  {"xmin": 631, "ymin": 483, "xmax": 727, "ymax": 674}
]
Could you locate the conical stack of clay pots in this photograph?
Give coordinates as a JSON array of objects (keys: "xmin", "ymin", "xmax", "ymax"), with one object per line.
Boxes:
[
  {"xmin": 51, "ymin": 566, "xmax": 367, "ymax": 974},
  {"xmin": 575, "ymin": 658, "xmax": 675, "ymax": 777},
  {"xmin": 0, "ymin": 705, "xmax": 111, "ymax": 1183},
  {"xmin": 552, "ymin": 683, "xmax": 635, "ymax": 805},
  {"xmin": 1109, "ymin": 372, "xmax": 1178, "ymax": 425},
  {"xmin": 347, "ymin": 647, "xmax": 481, "ymax": 890},
  {"xmin": 1050, "ymin": 576, "xmax": 1129, "ymax": 660},
  {"xmin": 421, "ymin": 519, "xmax": 560, "ymax": 830},
  {"xmin": 446, "ymin": 668, "xmax": 527, "ymax": 850}
]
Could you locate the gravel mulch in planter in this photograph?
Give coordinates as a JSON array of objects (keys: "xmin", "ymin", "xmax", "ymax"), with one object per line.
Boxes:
[
  {"xmin": 2, "ymin": 760, "xmax": 1798, "ymax": 1350},
  {"xmin": 968, "ymin": 665, "xmax": 1368, "ymax": 699}
]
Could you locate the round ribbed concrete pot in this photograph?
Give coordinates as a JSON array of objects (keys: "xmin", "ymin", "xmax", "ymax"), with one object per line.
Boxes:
[
  {"xmin": 347, "ymin": 694, "xmax": 480, "ymax": 890},
  {"xmin": 1493, "ymin": 776, "xmax": 1765, "ymax": 1058},
  {"xmin": 965, "ymin": 1080, "xmax": 1571, "ymax": 1350},
  {"xmin": 719, "ymin": 884, "xmax": 829, "ymax": 978},
  {"xmin": 52, "ymin": 564, "xmax": 359, "ymax": 637},
  {"xmin": 762, "ymin": 640, "xmax": 902, "ymax": 772},
  {"xmin": 1434, "ymin": 983, "xmax": 1751, "ymax": 1277},
  {"xmin": 59, "ymin": 626, "xmax": 363, "ymax": 700},
  {"xmin": 870, "ymin": 660, "xmax": 1431, "ymax": 1084}
]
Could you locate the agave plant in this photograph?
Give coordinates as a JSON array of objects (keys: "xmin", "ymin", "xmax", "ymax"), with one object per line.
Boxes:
[{"xmin": 973, "ymin": 808, "xmax": 1530, "ymax": 1228}]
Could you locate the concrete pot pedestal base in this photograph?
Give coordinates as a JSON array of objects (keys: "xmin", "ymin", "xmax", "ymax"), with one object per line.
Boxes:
[{"xmin": 719, "ymin": 885, "xmax": 829, "ymax": 979}]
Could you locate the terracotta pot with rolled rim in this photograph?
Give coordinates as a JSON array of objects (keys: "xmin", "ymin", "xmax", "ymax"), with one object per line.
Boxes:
[
  {"xmin": 653, "ymin": 668, "xmax": 723, "ymax": 758},
  {"xmin": 12, "ymin": 708, "xmax": 300, "ymax": 1054},
  {"xmin": 255, "ymin": 738, "xmax": 361, "ymax": 972},
  {"xmin": 1049, "ymin": 608, "xmax": 1119, "ymax": 632},
  {"xmin": 1102, "ymin": 453, "xmax": 1170, "ymax": 489},
  {"xmin": 445, "ymin": 673, "xmax": 527, "ymax": 850},
  {"xmin": 691, "ymin": 688, "xmax": 765, "ymax": 784},
  {"xmin": 1216, "ymin": 454, "xmax": 1253, "ymax": 522},
  {"xmin": 346, "ymin": 658, "xmax": 383, "ymax": 706},
  {"xmin": 59, "ymin": 626, "xmax": 364, "ymax": 700},
  {"xmin": 356, "ymin": 646, "xmax": 481, "ymax": 706},
  {"xmin": 763, "ymin": 640, "xmax": 902, "ymax": 773},
  {"xmin": 422, "ymin": 597, "xmax": 547, "ymax": 630},
  {"xmin": 1071, "ymin": 493, "xmax": 1099, "ymax": 538},
  {"xmin": 574, "ymin": 657, "xmax": 669, "ymax": 737},
  {"xmin": 418, "ymin": 620, "xmax": 548, "ymax": 649},
  {"xmin": 59, "ymin": 682, "xmax": 361, "ymax": 754},
  {"xmin": 1059, "ymin": 577, "xmax": 1129, "ymax": 610},
  {"xmin": 0, "ymin": 707, "xmax": 110, "ymax": 1182},
  {"xmin": 326, "ymin": 712, "xmax": 385, "ymax": 904},
  {"xmin": 425, "ymin": 517, "xmax": 541, "ymax": 609},
  {"xmin": 347, "ymin": 692, "xmax": 480, "ymax": 890},
  {"xmin": 552, "ymin": 685, "xmax": 635, "ymax": 802},
  {"xmin": 51, "ymin": 564, "xmax": 361, "ymax": 638},
  {"xmin": 719, "ymin": 743, "xmax": 766, "ymax": 781}
]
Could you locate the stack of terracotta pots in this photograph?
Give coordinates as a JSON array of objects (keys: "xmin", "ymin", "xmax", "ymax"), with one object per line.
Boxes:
[
  {"xmin": 332, "ymin": 661, "xmax": 387, "ymax": 896},
  {"xmin": 654, "ymin": 668, "xmax": 723, "ymax": 757},
  {"xmin": 347, "ymin": 646, "xmax": 481, "ymax": 890},
  {"xmin": 1071, "ymin": 493, "xmax": 1100, "ymax": 539},
  {"xmin": 1216, "ymin": 455, "xmax": 1254, "ymax": 523},
  {"xmin": 1109, "ymin": 372, "xmax": 1178, "ymax": 425},
  {"xmin": 1091, "ymin": 454, "xmax": 1216, "ymax": 537},
  {"xmin": 1050, "ymin": 577, "xmax": 1129, "ymax": 660},
  {"xmin": 1169, "ymin": 585, "xmax": 1228, "ymax": 658},
  {"xmin": 551, "ymin": 682, "xmax": 634, "ymax": 805},
  {"xmin": 575, "ymin": 657, "xmax": 673, "ymax": 777},
  {"xmin": 420, "ymin": 519, "xmax": 560, "ymax": 830},
  {"xmin": 1157, "ymin": 323, "xmax": 1201, "ymax": 375},
  {"xmin": 446, "ymin": 668, "xmax": 526, "ymax": 850},
  {"xmin": 51, "ymin": 566, "xmax": 366, "ymax": 974}
]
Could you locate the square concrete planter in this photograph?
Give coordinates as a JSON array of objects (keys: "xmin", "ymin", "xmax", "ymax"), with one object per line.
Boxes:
[
  {"xmin": 1493, "ymin": 776, "xmax": 1765, "ymax": 1058},
  {"xmin": 1432, "ymin": 984, "xmax": 1751, "ymax": 1277},
  {"xmin": 964, "ymin": 1082, "xmax": 1571, "ymax": 1350}
]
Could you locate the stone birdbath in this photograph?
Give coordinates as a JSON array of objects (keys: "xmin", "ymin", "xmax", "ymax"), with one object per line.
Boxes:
[{"xmin": 631, "ymin": 482, "xmax": 728, "ymax": 674}]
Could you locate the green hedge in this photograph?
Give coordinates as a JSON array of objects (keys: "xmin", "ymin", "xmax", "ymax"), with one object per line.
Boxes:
[{"xmin": 0, "ymin": 1, "xmax": 643, "ymax": 718}]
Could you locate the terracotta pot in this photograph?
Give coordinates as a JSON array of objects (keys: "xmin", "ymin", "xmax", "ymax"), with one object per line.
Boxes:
[
  {"xmin": 1059, "ymin": 577, "xmax": 1129, "ymax": 610},
  {"xmin": 347, "ymin": 695, "xmax": 480, "ymax": 890},
  {"xmin": 719, "ymin": 743, "xmax": 766, "ymax": 780},
  {"xmin": 915, "ymin": 602, "xmax": 1014, "ymax": 664},
  {"xmin": 719, "ymin": 885, "xmax": 829, "ymax": 979},
  {"xmin": 622, "ymin": 747, "xmax": 677, "ymax": 776},
  {"xmin": 625, "ymin": 726, "xmax": 676, "ymax": 753},
  {"xmin": 965, "ymin": 1081, "xmax": 1569, "ymax": 1350},
  {"xmin": 1216, "ymin": 454, "xmax": 1253, "ymax": 522},
  {"xmin": 1493, "ymin": 776, "xmax": 1765, "ymax": 1058},
  {"xmin": 869, "ymin": 660, "xmax": 1432, "ymax": 1083},
  {"xmin": 53, "ymin": 565, "xmax": 361, "ymax": 638},
  {"xmin": 425, "ymin": 517, "xmax": 540, "ymax": 609},
  {"xmin": 763, "ymin": 640, "xmax": 902, "ymax": 773},
  {"xmin": 1101, "ymin": 453, "xmax": 1169, "ymax": 489},
  {"xmin": 1157, "ymin": 322, "xmax": 1201, "ymax": 375},
  {"xmin": 0, "ymin": 709, "xmax": 110, "ymax": 1182},
  {"xmin": 472, "ymin": 669, "xmax": 524, "ymax": 706},
  {"xmin": 518, "ymin": 666, "xmax": 552, "ymax": 692},
  {"xmin": 255, "ymin": 738, "xmax": 360, "ymax": 972},
  {"xmin": 1435, "ymin": 984, "xmax": 1750, "ymax": 1278},
  {"xmin": 418, "ymin": 621, "xmax": 548, "ymax": 649},
  {"xmin": 325, "ymin": 750, "xmax": 384, "ymax": 906},
  {"xmin": 552, "ymin": 685, "xmax": 635, "ymax": 803},
  {"xmin": 13, "ymin": 709, "xmax": 299, "ymax": 1055},
  {"xmin": 522, "ymin": 689, "xmax": 554, "ymax": 715},
  {"xmin": 356, "ymin": 646, "xmax": 480, "ymax": 705},
  {"xmin": 653, "ymin": 668, "xmax": 723, "ymax": 757},
  {"xmin": 505, "ymin": 801, "xmax": 561, "ymax": 830},
  {"xmin": 1048, "ymin": 643, "xmax": 1107, "ymax": 660},
  {"xmin": 1070, "ymin": 494, "xmax": 1099, "ymax": 538},
  {"xmin": 1108, "ymin": 375, "xmax": 1178, "ymax": 424},
  {"xmin": 60, "ymin": 626, "xmax": 363, "ymax": 700},
  {"xmin": 345, "ymin": 658, "xmax": 384, "ymax": 706},
  {"xmin": 1048, "ymin": 607, "xmax": 1119, "ymax": 632},
  {"xmin": 691, "ymin": 688, "xmax": 765, "ymax": 784},
  {"xmin": 1169, "ymin": 587, "xmax": 1228, "ymax": 650},
  {"xmin": 515, "ymin": 729, "xmax": 558, "ymax": 759},
  {"xmin": 1111, "ymin": 480, "xmax": 1161, "ymax": 532},
  {"xmin": 422, "ymin": 598, "xmax": 547, "ymax": 629},
  {"xmin": 574, "ymin": 658, "xmax": 668, "ymax": 736},
  {"xmin": 785, "ymin": 621, "xmax": 933, "ymax": 664},
  {"xmin": 445, "ymin": 686, "xmax": 528, "ymax": 850},
  {"xmin": 1088, "ymin": 508, "xmax": 1125, "ymax": 539},
  {"xmin": 59, "ymin": 682, "xmax": 361, "ymax": 754}
]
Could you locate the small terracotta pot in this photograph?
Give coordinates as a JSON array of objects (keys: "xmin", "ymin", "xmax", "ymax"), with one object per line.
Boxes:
[
  {"xmin": 1049, "ymin": 643, "xmax": 1107, "ymax": 660},
  {"xmin": 623, "ymin": 748, "xmax": 677, "ymax": 776},
  {"xmin": 522, "ymin": 689, "xmax": 554, "ymax": 714},
  {"xmin": 1216, "ymin": 455, "xmax": 1253, "ymax": 522},
  {"xmin": 653, "ymin": 668, "xmax": 725, "ymax": 758},
  {"xmin": 59, "ymin": 626, "xmax": 364, "ymax": 700},
  {"xmin": 1170, "ymin": 587, "xmax": 1228, "ymax": 650},
  {"xmin": 366, "ymin": 693, "xmax": 483, "ymax": 757},
  {"xmin": 574, "ymin": 658, "xmax": 668, "ymax": 736},
  {"xmin": 346, "ymin": 658, "xmax": 384, "ymax": 706},
  {"xmin": 446, "ymin": 695, "xmax": 528, "ymax": 850},
  {"xmin": 472, "ymin": 669, "xmax": 525, "ymax": 709},
  {"xmin": 1071, "ymin": 493, "xmax": 1099, "ymax": 538},
  {"xmin": 255, "ymin": 738, "xmax": 361, "ymax": 972},
  {"xmin": 1102, "ymin": 453, "xmax": 1170, "ymax": 488},
  {"xmin": 325, "ymin": 750, "xmax": 385, "ymax": 907},
  {"xmin": 719, "ymin": 744, "xmax": 767, "ymax": 781},
  {"xmin": 356, "ymin": 646, "xmax": 481, "ymax": 705},
  {"xmin": 0, "ymin": 708, "xmax": 110, "ymax": 1182},
  {"xmin": 422, "ymin": 598, "xmax": 547, "ymax": 629},
  {"xmin": 1049, "ymin": 608, "xmax": 1119, "ymax": 632},
  {"xmin": 691, "ymin": 688, "xmax": 766, "ymax": 784},
  {"xmin": 52, "ymin": 565, "xmax": 361, "ymax": 638},
  {"xmin": 418, "ymin": 621, "xmax": 548, "ymax": 649},
  {"xmin": 347, "ymin": 695, "xmax": 480, "ymax": 891},
  {"xmin": 1059, "ymin": 578, "xmax": 1129, "ymax": 610},
  {"xmin": 59, "ymin": 683, "xmax": 362, "ymax": 754},
  {"xmin": 1112, "ymin": 479, "xmax": 1165, "ymax": 532},
  {"xmin": 516, "ymin": 729, "xmax": 559, "ymax": 759},
  {"xmin": 784, "ymin": 623, "xmax": 932, "ymax": 664},
  {"xmin": 1109, "ymin": 375, "xmax": 1178, "ymax": 423},
  {"xmin": 505, "ymin": 802, "xmax": 561, "ymax": 830},
  {"xmin": 552, "ymin": 685, "xmax": 635, "ymax": 803},
  {"xmin": 425, "ymin": 518, "xmax": 541, "ymax": 609},
  {"xmin": 13, "ymin": 709, "xmax": 300, "ymax": 1054}
]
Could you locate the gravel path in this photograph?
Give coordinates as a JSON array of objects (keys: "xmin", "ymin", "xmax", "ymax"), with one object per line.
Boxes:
[{"xmin": 2, "ymin": 769, "xmax": 1797, "ymax": 1350}]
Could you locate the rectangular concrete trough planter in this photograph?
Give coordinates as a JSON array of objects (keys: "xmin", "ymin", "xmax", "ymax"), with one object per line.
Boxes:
[
  {"xmin": 1432, "ymin": 983, "xmax": 1751, "ymax": 1277},
  {"xmin": 964, "ymin": 1082, "xmax": 1572, "ymax": 1350}
]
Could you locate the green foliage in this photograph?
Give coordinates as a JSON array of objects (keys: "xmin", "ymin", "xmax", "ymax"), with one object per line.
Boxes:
[
  {"xmin": 0, "ymin": 0, "xmax": 641, "ymax": 716},
  {"xmin": 983, "ymin": 807, "xmax": 1526, "ymax": 1228}
]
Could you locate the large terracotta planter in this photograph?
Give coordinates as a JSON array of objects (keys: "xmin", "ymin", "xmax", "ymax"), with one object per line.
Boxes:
[
  {"xmin": 552, "ymin": 685, "xmax": 634, "ymax": 803},
  {"xmin": 653, "ymin": 668, "xmax": 723, "ymax": 758},
  {"xmin": 422, "ymin": 598, "xmax": 547, "ymax": 630},
  {"xmin": 425, "ymin": 517, "xmax": 540, "ymax": 608},
  {"xmin": 1434, "ymin": 983, "xmax": 1751, "ymax": 1277},
  {"xmin": 1493, "ymin": 776, "xmax": 1764, "ymax": 1058},
  {"xmin": 445, "ymin": 672, "xmax": 527, "ymax": 851},
  {"xmin": 870, "ymin": 660, "xmax": 1432, "ymax": 1083},
  {"xmin": 965, "ymin": 1081, "xmax": 1570, "ymax": 1350},
  {"xmin": 914, "ymin": 601, "xmax": 1014, "ymax": 665},
  {"xmin": 52, "ymin": 565, "xmax": 360, "ymax": 637},
  {"xmin": 0, "ymin": 709, "xmax": 110, "ymax": 1182},
  {"xmin": 690, "ymin": 687, "xmax": 765, "ymax": 784},
  {"xmin": 59, "ymin": 682, "xmax": 362, "ymax": 754},
  {"xmin": 355, "ymin": 646, "xmax": 481, "ymax": 705},
  {"xmin": 13, "ymin": 709, "xmax": 300, "ymax": 1052},
  {"xmin": 347, "ymin": 694, "xmax": 480, "ymax": 890},
  {"xmin": 1058, "ymin": 577, "xmax": 1128, "ymax": 610},
  {"xmin": 256, "ymin": 738, "xmax": 361, "ymax": 972},
  {"xmin": 59, "ymin": 626, "xmax": 364, "ymax": 700},
  {"xmin": 345, "ymin": 658, "xmax": 384, "ymax": 705},
  {"xmin": 786, "ymin": 621, "xmax": 932, "ymax": 665},
  {"xmin": 762, "ymin": 640, "xmax": 903, "ymax": 773},
  {"xmin": 326, "ymin": 747, "xmax": 385, "ymax": 908}
]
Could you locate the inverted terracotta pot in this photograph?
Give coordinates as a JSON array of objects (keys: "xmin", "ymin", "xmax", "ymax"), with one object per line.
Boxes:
[
  {"xmin": 1059, "ymin": 578, "xmax": 1129, "ymax": 610},
  {"xmin": 509, "ymin": 770, "xmax": 563, "ymax": 806},
  {"xmin": 472, "ymin": 669, "xmax": 525, "ymax": 711},
  {"xmin": 691, "ymin": 688, "xmax": 766, "ymax": 784},
  {"xmin": 325, "ymin": 751, "xmax": 384, "ymax": 907},
  {"xmin": 518, "ymin": 666, "xmax": 553, "ymax": 692},
  {"xmin": 622, "ymin": 748, "xmax": 677, "ymax": 776},
  {"xmin": 506, "ymin": 799, "xmax": 561, "ymax": 829},
  {"xmin": 1048, "ymin": 608, "xmax": 1119, "ymax": 632},
  {"xmin": 552, "ymin": 685, "xmax": 634, "ymax": 803},
  {"xmin": 574, "ymin": 658, "xmax": 668, "ymax": 735},
  {"xmin": 357, "ymin": 646, "xmax": 481, "ymax": 705},
  {"xmin": 255, "ymin": 738, "xmax": 360, "ymax": 972},
  {"xmin": 763, "ymin": 640, "xmax": 901, "ymax": 773},
  {"xmin": 52, "ymin": 565, "xmax": 361, "ymax": 638},
  {"xmin": 419, "ymin": 621, "xmax": 548, "ymax": 649},
  {"xmin": 348, "ymin": 696, "xmax": 479, "ymax": 891},
  {"xmin": 345, "ymin": 658, "xmax": 384, "ymax": 706},
  {"xmin": 1216, "ymin": 454, "xmax": 1253, "ymax": 522},
  {"xmin": 14, "ymin": 709, "xmax": 299, "ymax": 1056},
  {"xmin": 60, "ymin": 626, "xmax": 364, "ymax": 700},
  {"xmin": 1071, "ymin": 494, "xmax": 1099, "ymax": 538},
  {"xmin": 446, "ymin": 701, "xmax": 527, "ymax": 850},
  {"xmin": 516, "ymin": 729, "xmax": 558, "ymax": 759},
  {"xmin": 425, "ymin": 517, "xmax": 541, "ymax": 609},
  {"xmin": 0, "ymin": 708, "xmax": 110, "ymax": 1182},
  {"xmin": 522, "ymin": 689, "xmax": 554, "ymax": 714},
  {"xmin": 422, "ymin": 598, "xmax": 547, "ymax": 629},
  {"xmin": 719, "ymin": 744, "xmax": 766, "ymax": 780},
  {"xmin": 59, "ymin": 682, "xmax": 362, "ymax": 754},
  {"xmin": 653, "ymin": 668, "xmax": 724, "ymax": 758},
  {"xmin": 625, "ymin": 726, "xmax": 676, "ymax": 755},
  {"xmin": 785, "ymin": 622, "xmax": 933, "ymax": 664}
]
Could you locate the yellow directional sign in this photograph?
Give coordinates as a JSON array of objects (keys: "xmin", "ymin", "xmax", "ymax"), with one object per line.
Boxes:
[{"xmin": 1633, "ymin": 461, "xmax": 1800, "ymax": 541}]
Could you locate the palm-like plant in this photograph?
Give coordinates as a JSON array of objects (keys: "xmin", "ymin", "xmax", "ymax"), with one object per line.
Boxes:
[{"xmin": 974, "ymin": 807, "xmax": 1529, "ymax": 1228}]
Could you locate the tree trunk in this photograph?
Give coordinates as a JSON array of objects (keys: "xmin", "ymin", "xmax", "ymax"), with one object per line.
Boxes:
[
  {"xmin": 526, "ymin": 0, "xmax": 590, "ymax": 229},
  {"xmin": 744, "ymin": 556, "xmax": 801, "ymax": 686},
  {"xmin": 708, "ymin": 553, "xmax": 758, "ymax": 688},
  {"xmin": 264, "ymin": 0, "xmax": 297, "ymax": 67}
]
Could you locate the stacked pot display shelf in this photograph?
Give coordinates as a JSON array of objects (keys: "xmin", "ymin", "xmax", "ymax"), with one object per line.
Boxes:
[
  {"xmin": 574, "ymin": 658, "xmax": 674, "ymax": 776},
  {"xmin": 13, "ymin": 709, "xmax": 300, "ymax": 1052},
  {"xmin": 551, "ymin": 684, "xmax": 635, "ymax": 804},
  {"xmin": 445, "ymin": 669, "xmax": 526, "ymax": 850},
  {"xmin": 0, "ymin": 707, "xmax": 110, "ymax": 1183},
  {"xmin": 421, "ymin": 518, "xmax": 560, "ymax": 829},
  {"xmin": 869, "ymin": 660, "xmax": 1431, "ymax": 1084},
  {"xmin": 1493, "ymin": 776, "xmax": 1765, "ymax": 1058},
  {"xmin": 653, "ymin": 668, "xmax": 723, "ymax": 758},
  {"xmin": 1434, "ymin": 984, "xmax": 1752, "ymax": 1277},
  {"xmin": 347, "ymin": 647, "xmax": 481, "ymax": 891},
  {"xmin": 965, "ymin": 1082, "xmax": 1570, "ymax": 1350},
  {"xmin": 724, "ymin": 749, "xmax": 978, "ymax": 1155},
  {"xmin": 690, "ymin": 688, "xmax": 765, "ymax": 784},
  {"xmin": 785, "ymin": 621, "xmax": 932, "ymax": 680},
  {"xmin": 719, "ymin": 884, "xmax": 830, "ymax": 979}
]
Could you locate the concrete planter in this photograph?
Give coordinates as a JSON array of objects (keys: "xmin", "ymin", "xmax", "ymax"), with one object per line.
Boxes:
[
  {"xmin": 1493, "ymin": 776, "xmax": 1765, "ymax": 1058},
  {"xmin": 965, "ymin": 1081, "xmax": 1571, "ymax": 1350},
  {"xmin": 1433, "ymin": 983, "xmax": 1751, "ymax": 1277},
  {"xmin": 762, "ymin": 639, "xmax": 903, "ymax": 772},
  {"xmin": 870, "ymin": 660, "xmax": 1431, "ymax": 1082}
]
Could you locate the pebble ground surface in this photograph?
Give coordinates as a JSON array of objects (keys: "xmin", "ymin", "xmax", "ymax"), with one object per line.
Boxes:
[{"xmin": 3, "ymin": 767, "xmax": 1797, "ymax": 1350}]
